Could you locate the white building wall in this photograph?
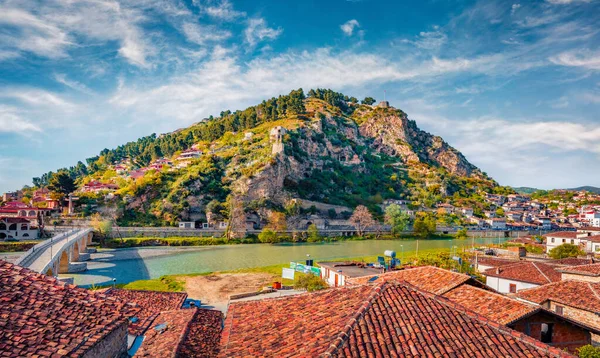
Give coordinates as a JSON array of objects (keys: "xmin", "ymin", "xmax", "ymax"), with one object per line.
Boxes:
[{"xmin": 485, "ymin": 276, "xmax": 539, "ymax": 294}]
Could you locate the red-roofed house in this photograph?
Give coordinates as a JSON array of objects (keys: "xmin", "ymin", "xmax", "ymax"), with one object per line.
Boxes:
[
  {"xmin": 0, "ymin": 260, "xmax": 135, "ymax": 357},
  {"xmin": 220, "ymin": 282, "xmax": 572, "ymax": 357},
  {"xmin": 0, "ymin": 217, "xmax": 38, "ymax": 240},
  {"xmin": 484, "ymin": 261, "xmax": 561, "ymax": 294},
  {"xmin": 544, "ymin": 231, "xmax": 600, "ymax": 253}
]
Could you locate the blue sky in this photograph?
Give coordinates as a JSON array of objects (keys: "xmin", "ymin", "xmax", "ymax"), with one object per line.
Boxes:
[{"xmin": 0, "ymin": 0, "xmax": 599, "ymax": 192}]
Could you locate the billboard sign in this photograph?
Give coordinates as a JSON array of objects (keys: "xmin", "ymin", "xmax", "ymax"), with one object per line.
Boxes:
[{"xmin": 282, "ymin": 268, "xmax": 295, "ymax": 280}]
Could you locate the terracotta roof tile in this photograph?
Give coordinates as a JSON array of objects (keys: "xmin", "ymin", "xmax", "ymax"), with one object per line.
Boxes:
[
  {"xmin": 136, "ymin": 309, "xmax": 196, "ymax": 357},
  {"xmin": 517, "ymin": 280, "xmax": 600, "ymax": 313},
  {"xmin": 104, "ymin": 288, "xmax": 187, "ymax": 335},
  {"xmin": 220, "ymin": 281, "xmax": 572, "ymax": 357},
  {"xmin": 346, "ymin": 265, "xmax": 474, "ymax": 294},
  {"xmin": 484, "ymin": 262, "xmax": 562, "ymax": 285},
  {"xmin": 179, "ymin": 309, "xmax": 223, "ymax": 357},
  {"xmin": 558, "ymin": 263, "xmax": 600, "ymax": 276},
  {"xmin": 0, "ymin": 260, "xmax": 134, "ymax": 357},
  {"xmin": 543, "ymin": 231, "xmax": 579, "ymax": 239},
  {"xmin": 475, "ymin": 256, "xmax": 520, "ymax": 267},
  {"xmin": 443, "ymin": 284, "xmax": 537, "ymax": 325}
]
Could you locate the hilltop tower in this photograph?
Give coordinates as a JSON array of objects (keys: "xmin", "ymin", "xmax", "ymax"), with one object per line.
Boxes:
[{"xmin": 270, "ymin": 126, "xmax": 287, "ymax": 155}]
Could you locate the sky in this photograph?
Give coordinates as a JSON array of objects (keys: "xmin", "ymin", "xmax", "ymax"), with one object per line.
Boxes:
[{"xmin": 0, "ymin": 0, "xmax": 599, "ymax": 193}]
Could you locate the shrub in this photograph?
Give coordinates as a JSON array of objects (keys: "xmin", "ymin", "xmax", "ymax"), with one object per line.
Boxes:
[
  {"xmin": 258, "ymin": 229, "xmax": 280, "ymax": 244},
  {"xmin": 295, "ymin": 274, "xmax": 328, "ymax": 292},
  {"xmin": 455, "ymin": 228, "xmax": 468, "ymax": 240}
]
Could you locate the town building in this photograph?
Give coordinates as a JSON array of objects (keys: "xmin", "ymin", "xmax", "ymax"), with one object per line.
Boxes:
[
  {"xmin": 318, "ymin": 261, "xmax": 382, "ymax": 287},
  {"xmin": 544, "ymin": 231, "xmax": 600, "ymax": 253},
  {"xmin": 0, "ymin": 260, "xmax": 135, "ymax": 357},
  {"xmin": 0, "ymin": 201, "xmax": 53, "ymax": 227},
  {"xmin": 517, "ymin": 280, "xmax": 600, "ymax": 343},
  {"xmin": 443, "ymin": 284, "xmax": 600, "ymax": 352},
  {"xmin": 483, "ymin": 261, "xmax": 561, "ymax": 293},
  {"xmin": 556, "ymin": 263, "xmax": 600, "ymax": 283},
  {"xmin": 220, "ymin": 281, "xmax": 571, "ymax": 357},
  {"xmin": 80, "ymin": 180, "xmax": 119, "ymax": 193},
  {"xmin": 0, "ymin": 217, "xmax": 38, "ymax": 240},
  {"xmin": 487, "ymin": 217, "xmax": 507, "ymax": 230}
]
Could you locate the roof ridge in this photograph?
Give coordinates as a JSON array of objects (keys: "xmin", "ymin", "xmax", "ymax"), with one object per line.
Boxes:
[
  {"xmin": 532, "ymin": 262, "xmax": 553, "ymax": 283},
  {"xmin": 587, "ymin": 282, "xmax": 600, "ymax": 302},
  {"xmin": 321, "ymin": 282, "xmax": 386, "ymax": 357}
]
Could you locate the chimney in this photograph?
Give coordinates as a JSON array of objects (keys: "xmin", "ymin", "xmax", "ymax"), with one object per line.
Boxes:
[{"xmin": 496, "ymin": 267, "xmax": 500, "ymax": 275}]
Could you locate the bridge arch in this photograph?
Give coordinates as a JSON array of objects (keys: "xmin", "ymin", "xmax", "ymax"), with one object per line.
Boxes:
[
  {"xmin": 46, "ymin": 267, "xmax": 53, "ymax": 276},
  {"xmin": 71, "ymin": 243, "xmax": 80, "ymax": 262},
  {"xmin": 58, "ymin": 250, "xmax": 69, "ymax": 274}
]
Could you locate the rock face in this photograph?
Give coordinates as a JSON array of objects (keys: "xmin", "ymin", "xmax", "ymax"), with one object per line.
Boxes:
[
  {"xmin": 358, "ymin": 107, "xmax": 478, "ymax": 177},
  {"xmin": 240, "ymin": 103, "xmax": 484, "ymax": 206}
]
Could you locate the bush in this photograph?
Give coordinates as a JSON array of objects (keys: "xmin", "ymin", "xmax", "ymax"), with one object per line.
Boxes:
[
  {"xmin": 295, "ymin": 274, "xmax": 328, "ymax": 292},
  {"xmin": 455, "ymin": 228, "xmax": 468, "ymax": 240},
  {"xmin": 307, "ymin": 224, "xmax": 320, "ymax": 242},
  {"xmin": 258, "ymin": 229, "xmax": 280, "ymax": 244},
  {"xmin": 548, "ymin": 243, "xmax": 585, "ymax": 259},
  {"xmin": 577, "ymin": 345, "xmax": 600, "ymax": 358}
]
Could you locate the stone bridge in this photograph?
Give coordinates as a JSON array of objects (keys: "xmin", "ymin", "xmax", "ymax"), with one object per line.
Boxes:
[{"xmin": 15, "ymin": 228, "xmax": 94, "ymax": 277}]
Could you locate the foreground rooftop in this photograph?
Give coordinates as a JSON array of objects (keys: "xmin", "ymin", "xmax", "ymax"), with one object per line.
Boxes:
[{"xmin": 220, "ymin": 281, "xmax": 571, "ymax": 357}]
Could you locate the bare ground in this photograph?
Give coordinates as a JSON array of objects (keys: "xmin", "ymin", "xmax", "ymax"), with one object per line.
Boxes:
[{"xmin": 183, "ymin": 273, "xmax": 276, "ymax": 304}]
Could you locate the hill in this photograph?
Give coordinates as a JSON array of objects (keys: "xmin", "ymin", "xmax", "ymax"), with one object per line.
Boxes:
[
  {"xmin": 568, "ymin": 186, "xmax": 600, "ymax": 194},
  {"xmin": 24, "ymin": 89, "xmax": 507, "ymax": 227},
  {"xmin": 512, "ymin": 187, "xmax": 540, "ymax": 195}
]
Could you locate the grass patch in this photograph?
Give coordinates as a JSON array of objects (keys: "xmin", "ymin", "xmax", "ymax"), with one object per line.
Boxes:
[
  {"xmin": 121, "ymin": 275, "xmax": 185, "ymax": 292},
  {"xmin": 0, "ymin": 241, "xmax": 40, "ymax": 253}
]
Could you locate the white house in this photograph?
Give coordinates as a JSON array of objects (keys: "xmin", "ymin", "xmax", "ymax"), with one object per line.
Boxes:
[
  {"xmin": 461, "ymin": 207, "xmax": 474, "ymax": 218},
  {"xmin": 543, "ymin": 231, "xmax": 600, "ymax": 253},
  {"xmin": 318, "ymin": 261, "xmax": 382, "ymax": 287},
  {"xmin": 487, "ymin": 218, "xmax": 507, "ymax": 230},
  {"xmin": 483, "ymin": 261, "xmax": 560, "ymax": 294},
  {"xmin": 0, "ymin": 217, "xmax": 38, "ymax": 240}
]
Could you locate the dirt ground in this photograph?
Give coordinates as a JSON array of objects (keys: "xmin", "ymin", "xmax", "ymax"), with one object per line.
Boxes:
[{"xmin": 183, "ymin": 273, "xmax": 276, "ymax": 304}]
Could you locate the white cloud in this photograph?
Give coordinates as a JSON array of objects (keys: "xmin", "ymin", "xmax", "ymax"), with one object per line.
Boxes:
[
  {"xmin": 406, "ymin": 28, "xmax": 448, "ymax": 50},
  {"xmin": 0, "ymin": 105, "xmax": 41, "ymax": 133},
  {"xmin": 340, "ymin": 19, "xmax": 360, "ymax": 36},
  {"xmin": 244, "ymin": 18, "xmax": 282, "ymax": 47},
  {"xmin": 551, "ymin": 96, "xmax": 570, "ymax": 108},
  {"xmin": 550, "ymin": 49, "xmax": 600, "ymax": 70},
  {"xmin": 582, "ymin": 92, "xmax": 600, "ymax": 103},
  {"xmin": 182, "ymin": 22, "xmax": 232, "ymax": 44},
  {"xmin": 546, "ymin": 0, "xmax": 591, "ymax": 4},
  {"xmin": 54, "ymin": 74, "xmax": 94, "ymax": 95},
  {"xmin": 511, "ymin": 3, "xmax": 521, "ymax": 14},
  {"xmin": 205, "ymin": 0, "xmax": 246, "ymax": 20},
  {"xmin": 0, "ymin": 89, "xmax": 75, "ymax": 110}
]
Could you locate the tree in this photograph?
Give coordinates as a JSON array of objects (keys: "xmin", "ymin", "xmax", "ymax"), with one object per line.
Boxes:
[
  {"xmin": 307, "ymin": 224, "xmax": 320, "ymax": 242},
  {"xmin": 385, "ymin": 204, "xmax": 411, "ymax": 237},
  {"xmin": 548, "ymin": 243, "xmax": 585, "ymax": 259},
  {"xmin": 267, "ymin": 211, "xmax": 287, "ymax": 232},
  {"xmin": 258, "ymin": 228, "xmax": 280, "ymax": 243},
  {"xmin": 225, "ymin": 196, "xmax": 246, "ymax": 240},
  {"xmin": 495, "ymin": 208, "xmax": 505, "ymax": 217},
  {"xmin": 349, "ymin": 205, "xmax": 375, "ymax": 237},
  {"xmin": 47, "ymin": 171, "xmax": 76, "ymax": 197},
  {"xmin": 413, "ymin": 212, "xmax": 436, "ymax": 239},
  {"xmin": 361, "ymin": 97, "xmax": 376, "ymax": 105},
  {"xmin": 90, "ymin": 213, "xmax": 112, "ymax": 240},
  {"xmin": 455, "ymin": 228, "xmax": 468, "ymax": 240},
  {"xmin": 577, "ymin": 345, "xmax": 600, "ymax": 358}
]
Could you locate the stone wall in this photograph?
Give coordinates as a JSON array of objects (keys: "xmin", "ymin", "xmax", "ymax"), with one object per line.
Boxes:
[
  {"xmin": 510, "ymin": 310, "xmax": 591, "ymax": 353},
  {"xmin": 83, "ymin": 321, "xmax": 128, "ymax": 358}
]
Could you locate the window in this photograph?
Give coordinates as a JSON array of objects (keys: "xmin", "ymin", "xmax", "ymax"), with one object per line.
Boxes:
[
  {"xmin": 541, "ymin": 323, "xmax": 553, "ymax": 343},
  {"xmin": 555, "ymin": 305, "xmax": 563, "ymax": 315},
  {"xmin": 509, "ymin": 283, "xmax": 517, "ymax": 293},
  {"xmin": 551, "ymin": 238, "xmax": 555, "ymax": 243},
  {"xmin": 562, "ymin": 239, "xmax": 565, "ymax": 243},
  {"xmin": 571, "ymin": 239, "xmax": 574, "ymax": 244}
]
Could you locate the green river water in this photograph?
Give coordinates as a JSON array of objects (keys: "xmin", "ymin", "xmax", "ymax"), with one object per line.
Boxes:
[{"xmin": 68, "ymin": 236, "xmax": 509, "ymax": 286}]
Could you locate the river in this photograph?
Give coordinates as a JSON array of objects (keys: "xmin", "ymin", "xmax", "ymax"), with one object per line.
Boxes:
[{"xmin": 68, "ymin": 236, "xmax": 509, "ymax": 286}]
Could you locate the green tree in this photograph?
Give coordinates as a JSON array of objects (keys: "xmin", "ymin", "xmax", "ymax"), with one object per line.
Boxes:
[
  {"xmin": 495, "ymin": 208, "xmax": 505, "ymax": 217},
  {"xmin": 577, "ymin": 345, "xmax": 600, "ymax": 358},
  {"xmin": 384, "ymin": 204, "xmax": 411, "ymax": 237},
  {"xmin": 47, "ymin": 171, "xmax": 76, "ymax": 197},
  {"xmin": 455, "ymin": 228, "xmax": 468, "ymax": 240},
  {"xmin": 258, "ymin": 229, "xmax": 280, "ymax": 243},
  {"xmin": 413, "ymin": 212, "xmax": 436, "ymax": 239},
  {"xmin": 548, "ymin": 243, "xmax": 585, "ymax": 259},
  {"xmin": 361, "ymin": 97, "xmax": 376, "ymax": 105},
  {"xmin": 307, "ymin": 224, "xmax": 320, "ymax": 242}
]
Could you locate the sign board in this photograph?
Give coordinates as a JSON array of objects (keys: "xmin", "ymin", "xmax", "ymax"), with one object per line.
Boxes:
[
  {"xmin": 290, "ymin": 262, "xmax": 321, "ymax": 277},
  {"xmin": 282, "ymin": 268, "xmax": 295, "ymax": 280}
]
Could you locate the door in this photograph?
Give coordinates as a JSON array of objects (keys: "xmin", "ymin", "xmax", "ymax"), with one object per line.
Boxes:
[{"xmin": 334, "ymin": 274, "xmax": 338, "ymax": 287}]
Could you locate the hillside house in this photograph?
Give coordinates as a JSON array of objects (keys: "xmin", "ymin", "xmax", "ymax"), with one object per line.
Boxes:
[
  {"xmin": 461, "ymin": 207, "xmax": 474, "ymax": 217},
  {"xmin": 487, "ymin": 218, "xmax": 507, "ymax": 230},
  {"xmin": 81, "ymin": 180, "xmax": 119, "ymax": 193},
  {"xmin": 177, "ymin": 149, "xmax": 202, "ymax": 162}
]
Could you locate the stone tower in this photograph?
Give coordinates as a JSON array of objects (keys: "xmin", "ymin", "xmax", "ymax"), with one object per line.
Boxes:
[{"xmin": 270, "ymin": 126, "xmax": 287, "ymax": 155}]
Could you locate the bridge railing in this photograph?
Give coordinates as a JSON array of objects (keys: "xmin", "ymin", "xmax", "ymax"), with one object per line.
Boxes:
[{"xmin": 15, "ymin": 229, "xmax": 78, "ymax": 268}]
